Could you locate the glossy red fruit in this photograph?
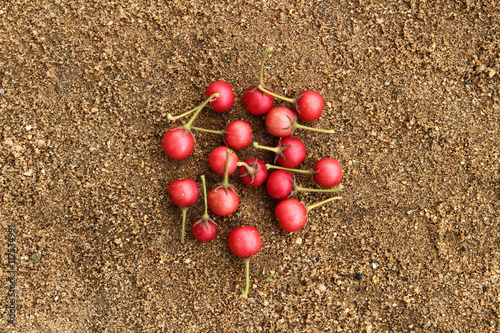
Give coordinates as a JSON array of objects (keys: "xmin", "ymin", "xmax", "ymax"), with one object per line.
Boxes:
[
  {"xmin": 266, "ymin": 170, "xmax": 294, "ymax": 200},
  {"xmin": 275, "ymin": 137, "xmax": 306, "ymax": 168},
  {"xmin": 191, "ymin": 218, "xmax": 218, "ymax": 242},
  {"xmin": 243, "ymin": 86, "xmax": 274, "ymax": 115},
  {"xmin": 275, "ymin": 198, "xmax": 308, "ymax": 232},
  {"xmin": 265, "ymin": 107, "xmax": 296, "ymax": 137},
  {"xmin": 295, "ymin": 90, "xmax": 324, "ymax": 121},
  {"xmin": 206, "ymin": 81, "xmax": 234, "ymax": 112},
  {"xmin": 162, "ymin": 127, "xmax": 195, "ymax": 160},
  {"xmin": 207, "ymin": 185, "xmax": 239, "ymax": 216},
  {"xmin": 275, "ymin": 195, "xmax": 341, "ymax": 232},
  {"xmin": 224, "ymin": 120, "xmax": 253, "ymax": 150},
  {"xmin": 228, "ymin": 226, "xmax": 262, "ymax": 258},
  {"xmin": 239, "ymin": 158, "xmax": 268, "ymax": 187},
  {"xmin": 208, "ymin": 146, "xmax": 238, "ymax": 176},
  {"xmin": 167, "ymin": 178, "xmax": 199, "ymax": 207},
  {"xmin": 314, "ymin": 158, "xmax": 343, "ymax": 188}
]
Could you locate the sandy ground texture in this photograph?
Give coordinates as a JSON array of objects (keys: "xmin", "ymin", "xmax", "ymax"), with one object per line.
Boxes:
[{"xmin": 1, "ymin": 0, "xmax": 500, "ymax": 332}]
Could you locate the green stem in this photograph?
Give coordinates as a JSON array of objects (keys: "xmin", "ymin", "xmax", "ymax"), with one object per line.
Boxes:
[
  {"xmin": 237, "ymin": 161, "xmax": 254, "ymax": 173},
  {"xmin": 295, "ymin": 183, "xmax": 343, "ymax": 193},
  {"xmin": 241, "ymin": 259, "xmax": 251, "ymax": 298},
  {"xmin": 180, "ymin": 207, "xmax": 188, "ymax": 245},
  {"xmin": 221, "ymin": 149, "xmax": 231, "ymax": 187},
  {"xmin": 307, "ymin": 196, "xmax": 342, "ymax": 211},
  {"xmin": 257, "ymin": 84, "xmax": 295, "ymax": 103},
  {"xmin": 184, "ymin": 93, "xmax": 219, "ymax": 130},
  {"xmin": 265, "ymin": 163, "xmax": 312, "ymax": 175},
  {"xmin": 190, "ymin": 126, "xmax": 224, "ymax": 135},
  {"xmin": 200, "ymin": 175, "xmax": 209, "ymax": 218},
  {"xmin": 292, "ymin": 122, "xmax": 335, "ymax": 134},
  {"xmin": 253, "ymin": 142, "xmax": 279, "ymax": 153},
  {"xmin": 167, "ymin": 105, "xmax": 200, "ymax": 121},
  {"xmin": 258, "ymin": 47, "xmax": 274, "ymax": 85}
]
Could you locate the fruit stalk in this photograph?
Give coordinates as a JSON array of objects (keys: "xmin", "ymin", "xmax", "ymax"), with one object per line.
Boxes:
[
  {"xmin": 259, "ymin": 47, "xmax": 274, "ymax": 85},
  {"xmin": 307, "ymin": 196, "xmax": 342, "ymax": 211},
  {"xmin": 265, "ymin": 163, "xmax": 311, "ymax": 175},
  {"xmin": 292, "ymin": 121, "xmax": 335, "ymax": 134},
  {"xmin": 294, "ymin": 183, "xmax": 343, "ymax": 193},
  {"xmin": 180, "ymin": 207, "xmax": 188, "ymax": 244},
  {"xmin": 257, "ymin": 84, "xmax": 295, "ymax": 103},
  {"xmin": 253, "ymin": 142, "xmax": 279, "ymax": 153},
  {"xmin": 167, "ymin": 93, "xmax": 219, "ymax": 123},
  {"xmin": 201, "ymin": 175, "xmax": 209, "ymax": 218},
  {"xmin": 221, "ymin": 149, "xmax": 231, "ymax": 187},
  {"xmin": 190, "ymin": 126, "xmax": 225, "ymax": 135},
  {"xmin": 241, "ymin": 259, "xmax": 251, "ymax": 298}
]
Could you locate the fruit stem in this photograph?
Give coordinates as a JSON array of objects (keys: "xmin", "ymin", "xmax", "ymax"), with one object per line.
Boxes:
[
  {"xmin": 257, "ymin": 84, "xmax": 295, "ymax": 103},
  {"xmin": 241, "ymin": 258, "xmax": 251, "ymax": 298},
  {"xmin": 190, "ymin": 126, "xmax": 224, "ymax": 135},
  {"xmin": 265, "ymin": 163, "xmax": 312, "ymax": 175},
  {"xmin": 253, "ymin": 141, "xmax": 279, "ymax": 153},
  {"xmin": 184, "ymin": 93, "xmax": 219, "ymax": 130},
  {"xmin": 295, "ymin": 183, "xmax": 343, "ymax": 193},
  {"xmin": 220, "ymin": 149, "xmax": 231, "ymax": 187},
  {"xmin": 292, "ymin": 122, "xmax": 335, "ymax": 134},
  {"xmin": 200, "ymin": 175, "xmax": 209, "ymax": 218},
  {"xmin": 258, "ymin": 47, "xmax": 274, "ymax": 85},
  {"xmin": 237, "ymin": 161, "xmax": 255, "ymax": 173},
  {"xmin": 307, "ymin": 196, "xmax": 342, "ymax": 211},
  {"xmin": 167, "ymin": 105, "xmax": 199, "ymax": 121},
  {"xmin": 180, "ymin": 207, "xmax": 188, "ymax": 244}
]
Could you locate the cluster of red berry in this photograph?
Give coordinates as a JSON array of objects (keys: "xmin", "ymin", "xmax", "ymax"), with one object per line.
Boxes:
[{"xmin": 163, "ymin": 48, "xmax": 343, "ymax": 298}]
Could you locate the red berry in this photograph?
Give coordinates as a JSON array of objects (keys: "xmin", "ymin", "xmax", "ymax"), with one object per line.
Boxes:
[
  {"xmin": 167, "ymin": 178, "xmax": 199, "ymax": 207},
  {"xmin": 228, "ymin": 226, "xmax": 262, "ymax": 258},
  {"xmin": 206, "ymin": 81, "xmax": 234, "ymax": 112},
  {"xmin": 243, "ymin": 86, "xmax": 274, "ymax": 115},
  {"xmin": 191, "ymin": 218, "xmax": 218, "ymax": 242},
  {"xmin": 162, "ymin": 127, "xmax": 195, "ymax": 160},
  {"xmin": 208, "ymin": 146, "xmax": 238, "ymax": 176}
]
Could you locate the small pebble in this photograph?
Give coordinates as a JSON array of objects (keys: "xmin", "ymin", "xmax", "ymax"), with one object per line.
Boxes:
[
  {"xmin": 371, "ymin": 263, "xmax": 378, "ymax": 269},
  {"xmin": 31, "ymin": 253, "xmax": 41, "ymax": 262},
  {"xmin": 355, "ymin": 273, "xmax": 364, "ymax": 280}
]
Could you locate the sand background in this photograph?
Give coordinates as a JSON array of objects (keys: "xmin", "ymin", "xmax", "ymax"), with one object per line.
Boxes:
[{"xmin": 1, "ymin": 0, "xmax": 499, "ymax": 332}]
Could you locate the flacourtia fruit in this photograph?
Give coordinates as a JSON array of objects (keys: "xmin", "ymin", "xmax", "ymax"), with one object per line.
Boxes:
[
  {"xmin": 228, "ymin": 225, "xmax": 262, "ymax": 298},
  {"xmin": 265, "ymin": 169, "xmax": 343, "ymax": 199},
  {"xmin": 253, "ymin": 137, "xmax": 306, "ymax": 168},
  {"xmin": 238, "ymin": 158, "xmax": 268, "ymax": 187},
  {"xmin": 191, "ymin": 120, "xmax": 253, "ymax": 150},
  {"xmin": 243, "ymin": 47, "xmax": 275, "ymax": 115},
  {"xmin": 208, "ymin": 149, "xmax": 239, "ymax": 216},
  {"xmin": 206, "ymin": 81, "xmax": 234, "ymax": 112},
  {"xmin": 191, "ymin": 175, "xmax": 217, "ymax": 242},
  {"xmin": 258, "ymin": 85, "xmax": 325, "ymax": 122},
  {"xmin": 265, "ymin": 158, "xmax": 343, "ymax": 188},
  {"xmin": 208, "ymin": 146, "xmax": 239, "ymax": 176},
  {"xmin": 264, "ymin": 107, "xmax": 334, "ymax": 137},
  {"xmin": 275, "ymin": 196, "xmax": 342, "ymax": 232},
  {"xmin": 167, "ymin": 178, "xmax": 200, "ymax": 244},
  {"xmin": 163, "ymin": 90, "xmax": 219, "ymax": 159}
]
